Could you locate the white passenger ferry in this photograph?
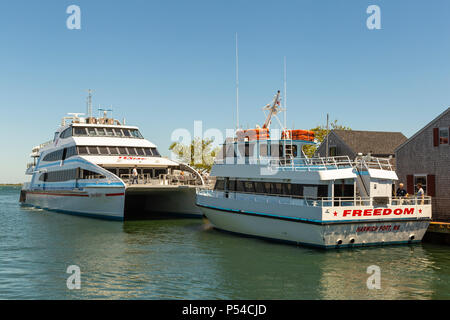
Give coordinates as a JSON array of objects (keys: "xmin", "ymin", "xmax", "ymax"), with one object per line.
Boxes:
[
  {"xmin": 196, "ymin": 92, "xmax": 432, "ymax": 248},
  {"xmin": 20, "ymin": 97, "xmax": 204, "ymax": 220}
]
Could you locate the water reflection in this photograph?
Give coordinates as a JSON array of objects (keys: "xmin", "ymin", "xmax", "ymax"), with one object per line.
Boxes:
[{"xmin": 1, "ymin": 186, "xmax": 449, "ymax": 300}]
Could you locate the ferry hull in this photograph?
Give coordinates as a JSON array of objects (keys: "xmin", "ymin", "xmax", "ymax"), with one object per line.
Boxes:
[
  {"xmin": 200, "ymin": 206, "xmax": 430, "ymax": 249},
  {"xmin": 20, "ymin": 188, "xmax": 125, "ymax": 220}
]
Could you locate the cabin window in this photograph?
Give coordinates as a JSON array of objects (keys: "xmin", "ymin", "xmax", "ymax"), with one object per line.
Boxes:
[
  {"xmin": 96, "ymin": 128, "xmax": 106, "ymax": 136},
  {"xmin": 98, "ymin": 146, "xmax": 109, "ymax": 155},
  {"xmin": 108, "ymin": 147, "xmax": 119, "ymax": 155},
  {"xmin": 74, "ymin": 127, "xmax": 87, "ymax": 136},
  {"xmin": 60, "ymin": 128, "xmax": 72, "ymax": 139},
  {"xmin": 123, "ymin": 129, "xmax": 131, "ymax": 137},
  {"xmin": 282, "ymin": 183, "xmax": 291, "ymax": 195},
  {"xmin": 318, "ymin": 185, "xmax": 329, "ymax": 198},
  {"xmin": 264, "ymin": 182, "xmax": 272, "ymax": 194},
  {"xmin": 260, "ymin": 143, "xmax": 268, "ymax": 157},
  {"xmin": 118, "ymin": 147, "xmax": 128, "ymax": 155},
  {"xmin": 270, "ymin": 144, "xmax": 283, "ymax": 157},
  {"xmin": 87, "ymin": 128, "xmax": 97, "ymax": 136},
  {"xmin": 53, "ymin": 132, "xmax": 59, "ymax": 142},
  {"xmin": 88, "ymin": 146, "xmax": 100, "ymax": 155},
  {"xmin": 214, "ymin": 179, "xmax": 225, "ymax": 191},
  {"xmin": 77, "ymin": 146, "xmax": 88, "ymax": 155},
  {"xmin": 439, "ymin": 128, "xmax": 449, "ymax": 145},
  {"xmin": 151, "ymin": 148, "xmax": 161, "ymax": 157},
  {"xmin": 105, "ymin": 128, "xmax": 115, "ymax": 136},
  {"xmin": 303, "ymin": 186, "xmax": 318, "ymax": 198},
  {"xmin": 136, "ymin": 148, "xmax": 145, "ymax": 156},
  {"xmin": 113, "ymin": 128, "xmax": 123, "ymax": 137},
  {"xmin": 144, "ymin": 148, "xmax": 153, "ymax": 156},
  {"xmin": 291, "ymin": 184, "xmax": 303, "ymax": 197},
  {"xmin": 255, "ymin": 182, "xmax": 266, "ymax": 194},
  {"xmin": 244, "ymin": 181, "xmax": 255, "ymax": 193},
  {"xmin": 236, "ymin": 180, "xmax": 245, "ymax": 192},
  {"xmin": 128, "ymin": 147, "xmax": 138, "ymax": 156},
  {"xmin": 228, "ymin": 180, "xmax": 236, "ymax": 191}
]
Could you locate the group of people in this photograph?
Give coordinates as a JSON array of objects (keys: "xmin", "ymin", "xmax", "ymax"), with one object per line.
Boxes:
[{"xmin": 395, "ymin": 182, "xmax": 425, "ymax": 204}]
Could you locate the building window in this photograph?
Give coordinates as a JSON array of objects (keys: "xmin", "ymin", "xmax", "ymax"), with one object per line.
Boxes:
[
  {"xmin": 439, "ymin": 128, "xmax": 449, "ymax": 144},
  {"xmin": 414, "ymin": 175, "xmax": 427, "ymax": 194},
  {"xmin": 329, "ymin": 146, "xmax": 337, "ymax": 157}
]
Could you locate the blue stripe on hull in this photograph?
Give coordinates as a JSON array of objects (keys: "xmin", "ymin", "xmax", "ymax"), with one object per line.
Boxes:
[{"xmin": 20, "ymin": 203, "xmax": 123, "ymax": 221}]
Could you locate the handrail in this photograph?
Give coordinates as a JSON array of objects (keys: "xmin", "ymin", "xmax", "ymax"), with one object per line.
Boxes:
[{"xmin": 197, "ymin": 189, "xmax": 432, "ymax": 207}]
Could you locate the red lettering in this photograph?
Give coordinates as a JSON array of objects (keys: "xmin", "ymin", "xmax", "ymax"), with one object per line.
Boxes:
[
  {"xmin": 404, "ymin": 208, "xmax": 414, "ymax": 215},
  {"xmin": 352, "ymin": 210, "xmax": 362, "ymax": 217},
  {"xmin": 394, "ymin": 208, "xmax": 402, "ymax": 215},
  {"xmin": 373, "ymin": 209, "xmax": 382, "ymax": 216},
  {"xmin": 383, "ymin": 209, "xmax": 392, "ymax": 216},
  {"xmin": 343, "ymin": 210, "xmax": 352, "ymax": 217},
  {"xmin": 363, "ymin": 209, "xmax": 373, "ymax": 216}
]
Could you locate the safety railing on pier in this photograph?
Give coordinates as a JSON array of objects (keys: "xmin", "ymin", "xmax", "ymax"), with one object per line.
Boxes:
[{"xmin": 197, "ymin": 189, "xmax": 432, "ymax": 208}]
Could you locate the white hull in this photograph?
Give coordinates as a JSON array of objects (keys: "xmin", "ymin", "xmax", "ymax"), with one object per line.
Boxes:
[
  {"xmin": 200, "ymin": 206, "xmax": 430, "ymax": 248},
  {"xmin": 21, "ymin": 187, "xmax": 125, "ymax": 220}
]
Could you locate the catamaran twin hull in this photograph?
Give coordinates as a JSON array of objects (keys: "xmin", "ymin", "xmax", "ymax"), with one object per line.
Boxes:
[
  {"xmin": 21, "ymin": 185, "xmax": 202, "ymax": 221},
  {"xmin": 197, "ymin": 193, "xmax": 431, "ymax": 249}
]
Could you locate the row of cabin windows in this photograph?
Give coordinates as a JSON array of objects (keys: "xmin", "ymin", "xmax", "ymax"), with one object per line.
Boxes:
[
  {"xmin": 214, "ymin": 179, "xmax": 328, "ymax": 198},
  {"xmin": 77, "ymin": 146, "xmax": 160, "ymax": 157},
  {"xmin": 72, "ymin": 127, "xmax": 144, "ymax": 139},
  {"xmin": 220, "ymin": 143, "xmax": 298, "ymax": 159},
  {"xmin": 42, "ymin": 146, "xmax": 77, "ymax": 162},
  {"xmin": 38, "ymin": 168, "xmax": 105, "ymax": 182},
  {"xmin": 42, "ymin": 146, "xmax": 160, "ymax": 162}
]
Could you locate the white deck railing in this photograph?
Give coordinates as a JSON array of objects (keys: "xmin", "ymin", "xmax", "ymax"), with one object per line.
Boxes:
[{"xmin": 197, "ymin": 189, "xmax": 431, "ymax": 208}]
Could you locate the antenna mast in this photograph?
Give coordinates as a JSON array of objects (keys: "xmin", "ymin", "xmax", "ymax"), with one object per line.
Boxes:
[
  {"xmin": 283, "ymin": 56, "xmax": 287, "ymax": 129},
  {"xmin": 235, "ymin": 32, "xmax": 239, "ymax": 130},
  {"xmin": 87, "ymin": 89, "xmax": 93, "ymax": 118}
]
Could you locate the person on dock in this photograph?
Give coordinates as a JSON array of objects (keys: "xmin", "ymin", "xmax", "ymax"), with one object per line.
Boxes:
[{"xmin": 132, "ymin": 166, "xmax": 139, "ymax": 185}]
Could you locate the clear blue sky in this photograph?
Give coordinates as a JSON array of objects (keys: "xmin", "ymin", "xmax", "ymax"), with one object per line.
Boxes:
[{"xmin": 1, "ymin": 0, "xmax": 449, "ymax": 183}]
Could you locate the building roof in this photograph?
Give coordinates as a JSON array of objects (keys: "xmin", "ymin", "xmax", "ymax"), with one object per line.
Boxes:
[
  {"xmin": 395, "ymin": 107, "xmax": 450, "ymax": 152},
  {"xmin": 333, "ymin": 130, "xmax": 408, "ymax": 155}
]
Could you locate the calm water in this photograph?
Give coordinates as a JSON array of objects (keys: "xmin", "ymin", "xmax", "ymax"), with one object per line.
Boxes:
[{"xmin": 0, "ymin": 186, "xmax": 449, "ymax": 299}]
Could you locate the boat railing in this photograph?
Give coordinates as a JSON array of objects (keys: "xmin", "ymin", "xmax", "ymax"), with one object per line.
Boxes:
[
  {"xmin": 121, "ymin": 173, "xmax": 201, "ymax": 186},
  {"xmin": 38, "ymin": 140, "xmax": 53, "ymax": 150},
  {"xmin": 270, "ymin": 155, "xmax": 354, "ymax": 171},
  {"xmin": 214, "ymin": 155, "xmax": 395, "ymax": 172},
  {"xmin": 354, "ymin": 156, "xmax": 394, "ymax": 171},
  {"xmin": 197, "ymin": 189, "xmax": 432, "ymax": 208}
]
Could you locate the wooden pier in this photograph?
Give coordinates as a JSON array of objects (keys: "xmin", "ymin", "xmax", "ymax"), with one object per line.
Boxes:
[{"xmin": 423, "ymin": 221, "xmax": 450, "ymax": 245}]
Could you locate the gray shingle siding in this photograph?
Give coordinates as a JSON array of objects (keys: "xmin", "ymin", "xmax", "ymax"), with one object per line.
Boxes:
[{"xmin": 395, "ymin": 108, "xmax": 450, "ymax": 221}]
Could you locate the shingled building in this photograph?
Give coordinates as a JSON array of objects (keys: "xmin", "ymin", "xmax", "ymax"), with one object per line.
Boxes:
[
  {"xmin": 315, "ymin": 130, "xmax": 408, "ymax": 168},
  {"xmin": 395, "ymin": 108, "xmax": 450, "ymax": 222}
]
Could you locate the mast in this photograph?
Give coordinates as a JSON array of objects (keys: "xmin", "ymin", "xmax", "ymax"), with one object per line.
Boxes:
[
  {"xmin": 235, "ymin": 32, "xmax": 239, "ymax": 130},
  {"xmin": 86, "ymin": 89, "xmax": 93, "ymax": 118},
  {"xmin": 262, "ymin": 90, "xmax": 281, "ymax": 129},
  {"xmin": 283, "ymin": 56, "xmax": 287, "ymax": 130}
]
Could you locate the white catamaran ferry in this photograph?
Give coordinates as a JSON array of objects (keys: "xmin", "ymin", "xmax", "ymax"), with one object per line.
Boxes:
[
  {"xmin": 20, "ymin": 95, "xmax": 204, "ymax": 220},
  {"xmin": 197, "ymin": 91, "xmax": 432, "ymax": 248}
]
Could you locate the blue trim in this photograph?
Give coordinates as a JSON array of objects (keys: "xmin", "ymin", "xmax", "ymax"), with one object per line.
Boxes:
[
  {"xmin": 197, "ymin": 203, "xmax": 430, "ymax": 225},
  {"xmin": 21, "ymin": 203, "xmax": 123, "ymax": 221},
  {"xmin": 36, "ymin": 158, "xmax": 90, "ymax": 169}
]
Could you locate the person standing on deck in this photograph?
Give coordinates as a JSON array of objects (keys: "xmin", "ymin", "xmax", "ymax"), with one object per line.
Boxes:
[
  {"xmin": 416, "ymin": 183, "xmax": 425, "ymax": 205},
  {"xmin": 132, "ymin": 166, "xmax": 139, "ymax": 185},
  {"xmin": 396, "ymin": 182, "xmax": 408, "ymax": 205}
]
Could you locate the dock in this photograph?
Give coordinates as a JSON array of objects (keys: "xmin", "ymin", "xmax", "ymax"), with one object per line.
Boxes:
[{"xmin": 423, "ymin": 221, "xmax": 450, "ymax": 245}]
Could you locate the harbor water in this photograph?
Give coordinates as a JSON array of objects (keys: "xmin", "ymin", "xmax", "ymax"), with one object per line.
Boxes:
[{"xmin": 1, "ymin": 186, "xmax": 449, "ymax": 299}]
